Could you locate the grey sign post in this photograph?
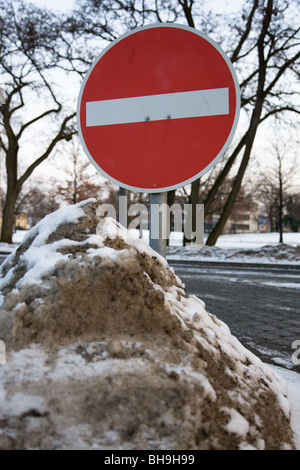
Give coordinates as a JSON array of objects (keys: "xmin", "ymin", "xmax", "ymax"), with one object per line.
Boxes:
[
  {"xmin": 118, "ymin": 186, "xmax": 127, "ymax": 227},
  {"xmin": 149, "ymin": 192, "xmax": 167, "ymax": 258}
]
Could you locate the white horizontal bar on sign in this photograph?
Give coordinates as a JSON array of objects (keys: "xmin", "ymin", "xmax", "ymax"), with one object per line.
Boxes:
[{"xmin": 86, "ymin": 87, "xmax": 229, "ymax": 127}]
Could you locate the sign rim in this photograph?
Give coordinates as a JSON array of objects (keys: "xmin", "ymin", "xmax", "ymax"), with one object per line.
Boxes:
[{"xmin": 77, "ymin": 22, "xmax": 241, "ymax": 193}]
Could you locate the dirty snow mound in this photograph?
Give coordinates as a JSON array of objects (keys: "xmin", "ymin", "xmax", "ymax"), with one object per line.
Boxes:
[
  {"xmin": 167, "ymin": 243, "xmax": 300, "ymax": 264},
  {"xmin": 0, "ymin": 199, "xmax": 296, "ymax": 449}
]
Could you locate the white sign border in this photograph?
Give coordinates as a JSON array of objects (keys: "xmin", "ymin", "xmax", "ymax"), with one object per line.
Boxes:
[{"xmin": 77, "ymin": 23, "xmax": 241, "ymax": 194}]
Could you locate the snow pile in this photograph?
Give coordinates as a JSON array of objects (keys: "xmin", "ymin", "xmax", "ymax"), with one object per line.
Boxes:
[
  {"xmin": 167, "ymin": 243, "xmax": 300, "ymax": 264},
  {"xmin": 213, "ymin": 232, "xmax": 300, "ymax": 249},
  {"xmin": 0, "ymin": 199, "xmax": 297, "ymax": 450}
]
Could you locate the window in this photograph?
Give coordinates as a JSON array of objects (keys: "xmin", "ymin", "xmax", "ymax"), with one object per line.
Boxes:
[{"xmin": 232, "ymin": 224, "xmax": 250, "ymax": 231}]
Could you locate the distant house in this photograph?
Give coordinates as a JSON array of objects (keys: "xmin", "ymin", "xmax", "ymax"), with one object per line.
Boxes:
[
  {"xmin": 226, "ymin": 199, "xmax": 259, "ymax": 234},
  {"xmin": 258, "ymin": 215, "xmax": 269, "ymax": 233},
  {"xmin": 207, "ymin": 201, "xmax": 259, "ymax": 234},
  {"xmin": 0, "ymin": 212, "xmax": 30, "ymax": 234},
  {"xmin": 14, "ymin": 212, "xmax": 31, "ymax": 230},
  {"xmin": 225, "ymin": 212, "xmax": 259, "ymax": 234}
]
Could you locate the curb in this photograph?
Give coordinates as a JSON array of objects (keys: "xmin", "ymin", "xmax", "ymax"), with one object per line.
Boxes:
[{"xmin": 167, "ymin": 258, "xmax": 300, "ymax": 271}]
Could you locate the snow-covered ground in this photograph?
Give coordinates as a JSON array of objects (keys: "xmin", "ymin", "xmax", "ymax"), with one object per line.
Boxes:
[
  {"xmin": 1, "ymin": 227, "xmax": 299, "ymax": 447},
  {"xmin": 3, "ymin": 228, "xmax": 300, "ymax": 250},
  {"xmin": 205, "ymin": 232, "xmax": 300, "ymax": 249},
  {"xmin": 270, "ymin": 365, "xmax": 300, "ymax": 448},
  {"xmin": 166, "ymin": 231, "xmax": 300, "ymax": 264},
  {"xmin": 132, "ymin": 230, "xmax": 300, "ymax": 249}
]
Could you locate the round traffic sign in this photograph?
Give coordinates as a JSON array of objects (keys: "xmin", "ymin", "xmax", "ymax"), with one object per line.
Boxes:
[{"xmin": 77, "ymin": 23, "xmax": 240, "ymax": 193}]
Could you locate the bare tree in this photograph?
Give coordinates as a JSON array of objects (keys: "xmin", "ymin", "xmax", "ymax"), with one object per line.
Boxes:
[
  {"xmin": 15, "ymin": 178, "xmax": 60, "ymax": 227},
  {"xmin": 285, "ymin": 193, "xmax": 300, "ymax": 232},
  {"xmin": 0, "ymin": 0, "xmax": 77, "ymax": 242},
  {"xmin": 57, "ymin": 139, "xmax": 105, "ymax": 204},
  {"xmin": 204, "ymin": 0, "xmax": 300, "ymax": 244},
  {"xmin": 255, "ymin": 142, "xmax": 298, "ymax": 242}
]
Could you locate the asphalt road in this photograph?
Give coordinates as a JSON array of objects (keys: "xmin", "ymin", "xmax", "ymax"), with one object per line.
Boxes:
[{"xmin": 169, "ymin": 260, "xmax": 300, "ymax": 372}]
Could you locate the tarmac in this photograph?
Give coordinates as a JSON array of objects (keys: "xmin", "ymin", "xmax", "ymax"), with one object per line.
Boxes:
[{"xmin": 168, "ymin": 259, "xmax": 300, "ymax": 374}]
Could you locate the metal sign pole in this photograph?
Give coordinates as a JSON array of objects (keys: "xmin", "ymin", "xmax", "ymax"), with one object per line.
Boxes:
[
  {"xmin": 149, "ymin": 192, "xmax": 167, "ymax": 258},
  {"xmin": 118, "ymin": 187, "xmax": 127, "ymax": 227}
]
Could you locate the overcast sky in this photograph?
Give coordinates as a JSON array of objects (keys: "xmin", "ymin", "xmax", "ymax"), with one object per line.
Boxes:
[
  {"xmin": 32, "ymin": 0, "xmax": 74, "ymax": 11},
  {"xmin": 32, "ymin": 0, "xmax": 239, "ymax": 14}
]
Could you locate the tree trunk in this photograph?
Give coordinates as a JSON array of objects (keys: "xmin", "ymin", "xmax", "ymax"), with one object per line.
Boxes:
[
  {"xmin": 205, "ymin": 145, "xmax": 252, "ymax": 246},
  {"xmin": 278, "ymin": 172, "xmax": 283, "ymax": 243},
  {"xmin": 204, "ymin": 134, "xmax": 247, "ymax": 213},
  {"xmin": 206, "ymin": 102, "xmax": 265, "ymax": 246},
  {"xmin": 269, "ymin": 206, "xmax": 274, "ymax": 232},
  {"xmin": 205, "ymin": 0, "xmax": 273, "ymax": 246},
  {"xmin": 183, "ymin": 178, "xmax": 200, "ymax": 246},
  {"xmin": 1, "ymin": 129, "xmax": 19, "ymax": 243},
  {"xmin": 1, "ymin": 189, "xmax": 19, "ymax": 243},
  {"xmin": 166, "ymin": 190, "xmax": 176, "ymax": 246},
  {"xmin": 0, "ymin": 107, "xmax": 75, "ymax": 244}
]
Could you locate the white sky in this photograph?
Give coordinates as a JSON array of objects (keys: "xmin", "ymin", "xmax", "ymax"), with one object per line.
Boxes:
[
  {"xmin": 32, "ymin": 0, "xmax": 240, "ymax": 14},
  {"xmin": 32, "ymin": 0, "xmax": 75, "ymax": 11}
]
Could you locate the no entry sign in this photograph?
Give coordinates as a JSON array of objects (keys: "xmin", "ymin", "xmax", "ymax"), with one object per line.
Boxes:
[{"xmin": 77, "ymin": 24, "xmax": 240, "ymax": 193}]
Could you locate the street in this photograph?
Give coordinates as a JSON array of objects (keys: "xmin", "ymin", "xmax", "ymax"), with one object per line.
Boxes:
[{"xmin": 169, "ymin": 260, "xmax": 300, "ymax": 372}]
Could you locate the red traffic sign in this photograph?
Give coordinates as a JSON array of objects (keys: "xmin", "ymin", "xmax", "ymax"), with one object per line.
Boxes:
[{"xmin": 77, "ymin": 24, "xmax": 240, "ymax": 193}]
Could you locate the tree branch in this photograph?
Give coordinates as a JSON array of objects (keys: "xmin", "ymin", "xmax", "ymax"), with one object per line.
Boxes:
[
  {"xmin": 231, "ymin": 0, "xmax": 259, "ymax": 63},
  {"xmin": 17, "ymin": 112, "xmax": 76, "ymax": 190},
  {"xmin": 260, "ymin": 105, "xmax": 300, "ymax": 123},
  {"xmin": 16, "ymin": 104, "xmax": 62, "ymax": 140},
  {"xmin": 204, "ymin": 134, "xmax": 247, "ymax": 211},
  {"xmin": 263, "ymin": 49, "xmax": 300, "ymax": 98}
]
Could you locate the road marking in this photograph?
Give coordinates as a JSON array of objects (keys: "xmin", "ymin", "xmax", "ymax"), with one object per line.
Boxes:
[{"xmin": 86, "ymin": 87, "xmax": 229, "ymax": 127}]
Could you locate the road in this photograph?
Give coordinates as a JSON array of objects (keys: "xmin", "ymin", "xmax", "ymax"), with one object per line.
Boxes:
[{"xmin": 169, "ymin": 260, "xmax": 300, "ymax": 372}]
